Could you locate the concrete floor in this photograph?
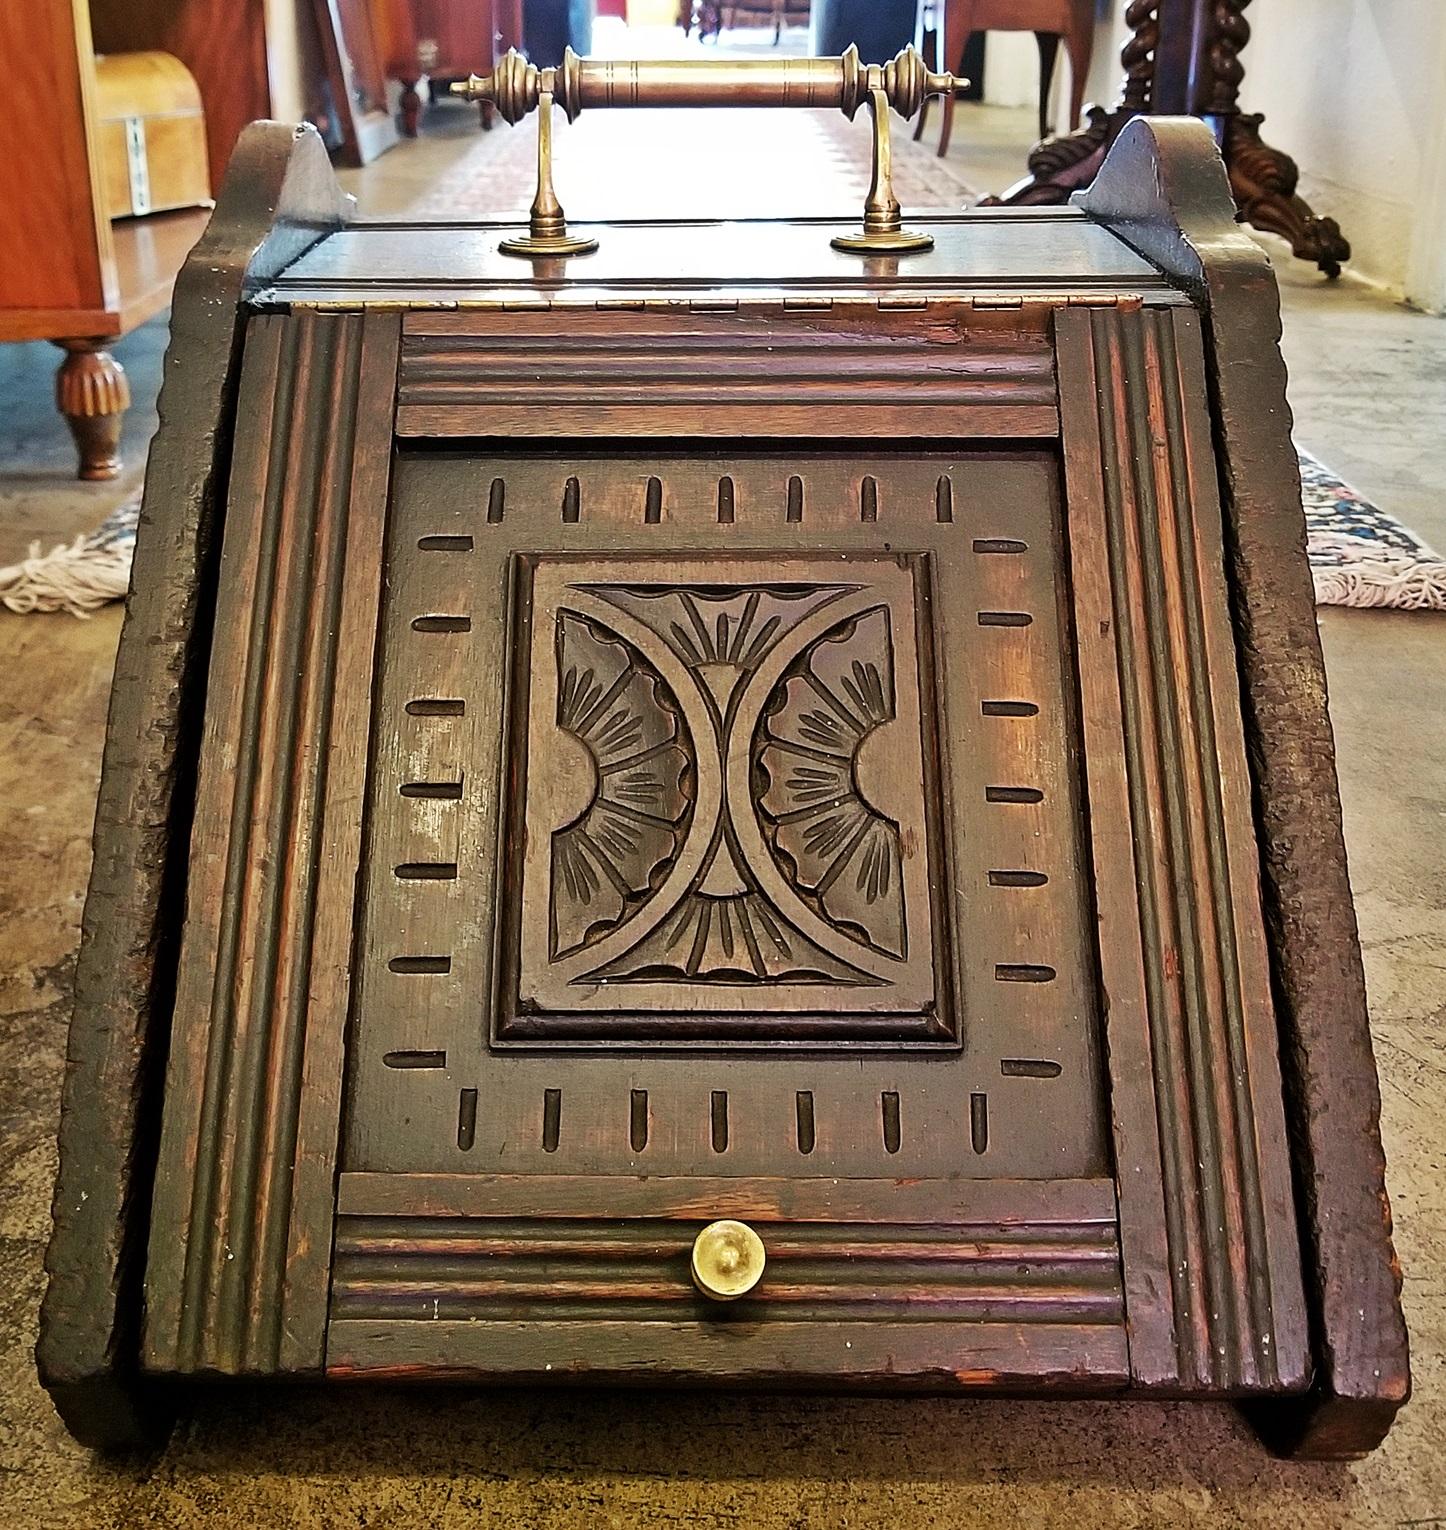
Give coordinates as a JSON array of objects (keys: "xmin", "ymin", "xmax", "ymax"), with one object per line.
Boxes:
[{"xmin": 0, "ymin": 85, "xmax": 1442, "ymax": 1528}]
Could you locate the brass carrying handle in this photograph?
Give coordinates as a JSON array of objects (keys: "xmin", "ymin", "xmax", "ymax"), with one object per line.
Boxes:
[{"xmin": 451, "ymin": 46, "xmax": 968, "ymax": 259}]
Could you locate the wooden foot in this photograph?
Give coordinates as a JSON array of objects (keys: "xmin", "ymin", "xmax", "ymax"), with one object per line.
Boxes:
[
  {"xmin": 53, "ymin": 339, "xmax": 130, "ymax": 482},
  {"xmin": 399, "ymin": 75, "xmax": 422, "ymax": 137},
  {"xmin": 478, "ymin": 98, "xmax": 496, "ymax": 131},
  {"xmin": 43, "ymin": 1371, "xmax": 175, "ymax": 1453},
  {"xmin": 1223, "ymin": 111, "xmax": 1351, "ymax": 278}
]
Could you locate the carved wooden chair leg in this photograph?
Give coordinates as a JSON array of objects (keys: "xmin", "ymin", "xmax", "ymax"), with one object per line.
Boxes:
[
  {"xmin": 914, "ymin": 17, "xmax": 938, "ymax": 141},
  {"xmin": 1035, "ymin": 31, "xmax": 1060, "ymax": 138},
  {"xmin": 398, "ymin": 73, "xmax": 423, "ymax": 136},
  {"xmin": 1064, "ymin": 21, "xmax": 1089, "ymax": 133},
  {"xmin": 1222, "ymin": 112, "xmax": 1350, "ymax": 278},
  {"xmin": 937, "ymin": 88, "xmax": 956, "ymax": 157},
  {"xmin": 53, "ymin": 339, "xmax": 130, "ymax": 482}
]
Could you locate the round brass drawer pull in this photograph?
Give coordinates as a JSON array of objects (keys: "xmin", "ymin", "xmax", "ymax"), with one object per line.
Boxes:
[{"xmin": 691, "ymin": 1219, "xmax": 766, "ymax": 1301}]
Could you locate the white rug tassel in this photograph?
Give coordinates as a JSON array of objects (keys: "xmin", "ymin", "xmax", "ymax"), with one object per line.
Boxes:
[
  {"xmin": 1313, "ymin": 556, "xmax": 1446, "ymax": 611},
  {"xmin": 0, "ymin": 534, "xmax": 133, "ymax": 617}
]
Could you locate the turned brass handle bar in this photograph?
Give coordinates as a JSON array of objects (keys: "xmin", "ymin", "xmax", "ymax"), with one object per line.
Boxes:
[
  {"xmin": 452, "ymin": 45, "xmax": 964, "ymax": 124},
  {"xmin": 450, "ymin": 47, "xmax": 968, "ymax": 259}
]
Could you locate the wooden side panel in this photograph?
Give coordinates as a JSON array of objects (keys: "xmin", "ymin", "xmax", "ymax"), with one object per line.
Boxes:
[
  {"xmin": 143, "ymin": 309, "xmax": 400, "ymax": 1376},
  {"xmin": 1077, "ymin": 112, "xmax": 1408, "ymax": 1458},
  {"xmin": 395, "ymin": 307, "xmax": 1059, "ymax": 439},
  {"xmin": 1057, "ymin": 304, "xmax": 1309, "ymax": 1393}
]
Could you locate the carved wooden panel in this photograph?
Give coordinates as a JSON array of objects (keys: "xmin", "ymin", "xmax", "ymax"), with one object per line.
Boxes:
[
  {"xmin": 341, "ymin": 448, "xmax": 1108, "ymax": 1190},
  {"xmin": 131, "ymin": 298, "xmax": 1313, "ymax": 1402},
  {"xmin": 502, "ymin": 554, "xmax": 947, "ymax": 1041},
  {"xmin": 1057, "ymin": 303, "xmax": 1310, "ymax": 1392},
  {"xmin": 142, "ymin": 310, "xmax": 401, "ymax": 1375}
]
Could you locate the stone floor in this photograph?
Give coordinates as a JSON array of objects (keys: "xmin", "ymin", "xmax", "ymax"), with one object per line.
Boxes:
[{"xmin": 0, "ymin": 76, "xmax": 1443, "ymax": 1528}]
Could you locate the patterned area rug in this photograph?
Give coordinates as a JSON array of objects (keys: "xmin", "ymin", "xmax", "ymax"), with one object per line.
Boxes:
[
  {"xmin": 1298, "ymin": 450, "xmax": 1446, "ymax": 610},
  {"xmin": 4, "ymin": 452, "xmax": 1440, "ymax": 617}
]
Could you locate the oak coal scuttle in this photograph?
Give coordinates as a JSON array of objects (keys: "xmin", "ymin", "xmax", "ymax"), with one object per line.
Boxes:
[{"xmin": 37, "ymin": 59, "xmax": 1408, "ymax": 1461}]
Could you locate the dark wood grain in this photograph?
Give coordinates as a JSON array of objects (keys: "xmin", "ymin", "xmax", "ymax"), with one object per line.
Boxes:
[
  {"xmin": 329, "ymin": 1318, "xmax": 1130, "ymax": 1388},
  {"xmin": 1057, "ymin": 299, "xmax": 1308, "ymax": 1396},
  {"xmin": 329, "ymin": 1173, "xmax": 1124, "ymax": 1383},
  {"xmin": 395, "ymin": 307, "xmax": 1058, "ymax": 438},
  {"xmin": 37, "ymin": 123, "xmax": 351, "ymax": 1449},
  {"xmin": 343, "ymin": 446, "xmax": 1108, "ymax": 1189},
  {"xmin": 1077, "ymin": 114, "xmax": 1409, "ymax": 1458},
  {"xmin": 337, "ymin": 1172, "xmax": 1118, "ymax": 1222},
  {"xmin": 42, "ymin": 110, "xmax": 1404, "ymax": 1459},
  {"xmin": 142, "ymin": 307, "xmax": 400, "ymax": 1376}
]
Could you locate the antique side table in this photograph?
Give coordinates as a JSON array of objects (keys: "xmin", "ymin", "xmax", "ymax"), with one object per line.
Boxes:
[{"xmin": 38, "ymin": 55, "xmax": 1408, "ymax": 1460}]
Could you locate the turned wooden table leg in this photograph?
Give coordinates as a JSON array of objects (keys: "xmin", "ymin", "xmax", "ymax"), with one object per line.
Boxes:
[{"xmin": 53, "ymin": 339, "xmax": 130, "ymax": 482}]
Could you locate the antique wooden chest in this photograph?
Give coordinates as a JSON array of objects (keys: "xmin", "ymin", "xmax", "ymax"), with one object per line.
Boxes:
[
  {"xmin": 94, "ymin": 51, "xmax": 212, "ymax": 221},
  {"xmin": 38, "ymin": 75, "xmax": 1408, "ymax": 1459}
]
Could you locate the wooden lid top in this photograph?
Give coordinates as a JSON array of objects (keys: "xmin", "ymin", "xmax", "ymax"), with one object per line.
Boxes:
[{"xmin": 254, "ymin": 208, "xmax": 1178, "ymax": 313}]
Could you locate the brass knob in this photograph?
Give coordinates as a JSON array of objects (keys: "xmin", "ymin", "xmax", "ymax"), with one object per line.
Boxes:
[{"xmin": 691, "ymin": 1219, "xmax": 766, "ymax": 1301}]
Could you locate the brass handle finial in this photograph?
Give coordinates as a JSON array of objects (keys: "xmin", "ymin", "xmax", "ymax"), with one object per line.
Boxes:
[{"xmin": 691, "ymin": 1219, "xmax": 766, "ymax": 1302}]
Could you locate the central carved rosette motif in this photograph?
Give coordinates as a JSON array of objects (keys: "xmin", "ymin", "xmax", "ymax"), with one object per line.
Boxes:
[{"xmin": 512, "ymin": 556, "xmax": 942, "ymax": 1033}]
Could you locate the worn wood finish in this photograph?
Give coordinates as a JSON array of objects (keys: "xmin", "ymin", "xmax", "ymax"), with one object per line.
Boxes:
[
  {"xmin": 143, "ymin": 307, "xmax": 400, "ymax": 1376},
  {"xmin": 395, "ymin": 307, "xmax": 1058, "ymax": 438},
  {"xmin": 1077, "ymin": 114, "xmax": 1409, "ymax": 1457},
  {"xmin": 42, "ymin": 113, "xmax": 1406, "ymax": 1458},
  {"xmin": 344, "ymin": 444, "xmax": 1107, "ymax": 1188},
  {"xmin": 1057, "ymin": 301, "xmax": 1308, "ymax": 1394},
  {"xmin": 38, "ymin": 123, "xmax": 352, "ymax": 1449},
  {"xmin": 331, "ymin": 1174, "xmax": 1126, "ymax": 1384},
  {"xmin": 330, "ymin": 1319, "xmax": 1130, "ymax": 1387}
]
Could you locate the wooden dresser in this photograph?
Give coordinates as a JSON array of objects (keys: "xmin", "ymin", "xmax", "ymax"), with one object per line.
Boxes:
[{"xmin": 38, "ymin": 99, "xmax": 1408, "ymax": 1462}]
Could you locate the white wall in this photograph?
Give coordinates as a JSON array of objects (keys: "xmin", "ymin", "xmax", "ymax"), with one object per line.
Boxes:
[{"xmin": 1246, "ymin": 0, "xmax": 1446, "ymax": 309}]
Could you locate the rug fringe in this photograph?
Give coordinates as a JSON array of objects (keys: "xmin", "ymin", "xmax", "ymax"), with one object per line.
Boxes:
[
  {"xmin": 0, "ymin": 534, "xmax": 132, "ymax": 617},
  {"xmin": 1312, "ymin": 555, "xmax": 1446, "ymax": 611}
]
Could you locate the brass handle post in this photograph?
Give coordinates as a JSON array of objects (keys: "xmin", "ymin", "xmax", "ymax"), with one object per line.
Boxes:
[
  {"xmin": 499, "ymin": 80, "xmax": 598, "ymax": 258},
  {"xmin": 451, "ymin": 46, "xmax": 967, "ymax": 259}
]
